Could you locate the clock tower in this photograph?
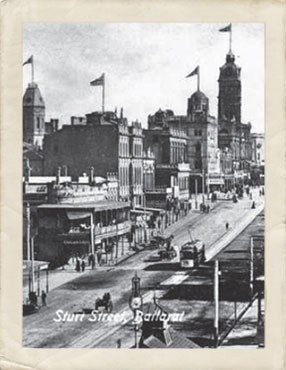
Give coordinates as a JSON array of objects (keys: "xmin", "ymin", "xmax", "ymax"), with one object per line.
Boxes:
[
  {"xmin": 218, "ymin": 51, "xmax": 241, "ymax": 125},
  {"xmin": 23, "ymin": 82, "xmax": 46, "ymax": 148}
]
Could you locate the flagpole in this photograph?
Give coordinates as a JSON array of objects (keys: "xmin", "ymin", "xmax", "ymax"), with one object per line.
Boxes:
[
  {"xmin": 31, "ymin": 58, "xmax": 34, "ymax": 83},
  {"xmin": 102, "ymin": 74, "xmax": 105, "ymax": 113},
  {"xmin": 197, "ymin": 66, "xmax": 200, "ymax": 92},
  {"xmin": 229, "ymin": 24, "xmax": 232, "ymax": 52}
]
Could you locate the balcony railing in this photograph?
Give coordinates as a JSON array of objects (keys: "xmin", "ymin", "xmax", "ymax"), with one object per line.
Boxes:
[{"xmin": 94, "ymin": 221, "xmax": 131, "ymax": 238}]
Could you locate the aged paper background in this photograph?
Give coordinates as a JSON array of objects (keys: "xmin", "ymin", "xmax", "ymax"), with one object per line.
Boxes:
[{"xmin": 0, "ymin": 0, "xmax": 285, "ymax": 369}]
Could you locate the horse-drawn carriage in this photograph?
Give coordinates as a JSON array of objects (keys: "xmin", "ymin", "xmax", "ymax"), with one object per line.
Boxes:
[
  {"xmin": 158, "ymin": 247, "xmax": 177, "ymax": 260},
  {"xmin": 148, "ymin": 235, "xmax": 177, "ymax": 261},
  {"xmin": 95, "ymin": 292, "xmax": 113, "ymax": 312}
]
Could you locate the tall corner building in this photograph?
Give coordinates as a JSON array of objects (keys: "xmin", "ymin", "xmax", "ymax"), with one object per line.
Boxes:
[
  {"xmin": 23, "ymin": 82, "xmax": 46, "ymax": 148},
  {"xmin": 218, "ymin": 50, "xmax": 252, "ymax": 171}
]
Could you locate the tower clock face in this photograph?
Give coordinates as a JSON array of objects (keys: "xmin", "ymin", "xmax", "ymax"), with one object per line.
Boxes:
[{"xmin": 225, "ymin": 67, "xmax": 233, "ymax": 77}]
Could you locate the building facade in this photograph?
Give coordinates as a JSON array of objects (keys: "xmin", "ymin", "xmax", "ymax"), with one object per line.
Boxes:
[
  {"xmin": 43, "ymin": 110, "xmax": 144, "ymax": 204},
  {"xmin": 250, "ymin": 133, "xmax": 264, "ymax": 166},
  {"xmin": 143, "ymin": 120, "xmax": 190, "ymax": 201},
  {"xmin": 128, "ymin": 121, "xmax": 144, "ymax": 207}
]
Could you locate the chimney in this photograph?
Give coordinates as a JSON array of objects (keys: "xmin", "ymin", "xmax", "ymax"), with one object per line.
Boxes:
[
  {"xmin": 120, "ymin": 107, "xmax": 123, "ymax": 119},
  {"xmin": 90, "ymin": 166, "xmax": 94, "ymax": 183},
  {"xmin": 56, "ymin": 166, "xmax": 61, "ymax": 184},
  {"xmin": 62, "ymin": 165, "xmax": 68, "ymax": 177},
  {"xmin": 55, "ymin": 119, "xmax": 59, "ymax": 131}
]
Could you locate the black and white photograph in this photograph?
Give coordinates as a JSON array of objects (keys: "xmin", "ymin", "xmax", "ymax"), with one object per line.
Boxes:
[{"xmin": 22, "ymin": 23, "xmax": 265, "ymax": 349}]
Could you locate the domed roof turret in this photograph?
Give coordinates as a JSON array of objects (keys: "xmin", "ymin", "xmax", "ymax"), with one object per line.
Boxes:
[
  {"xmin": 190, "ymin": 90, "xmax": 208, "ymax": 102},
  {"xmin": 23, "ymin": 82, "xmax": 45, "ymax": 107},
  {"xmin": 187, "ymin": 89, "xmax": 209, "ymax": 121},
  {"xmin": 219, "ymin": 51, "xmax": 241, "ymax": 80}
]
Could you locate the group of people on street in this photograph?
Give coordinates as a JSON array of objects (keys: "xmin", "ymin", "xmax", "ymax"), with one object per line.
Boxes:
[
  {"xmin": 75, "ymin": 258, "xmax": 86, "ymax": 272},
  {"xmin": 28, "ymin": 290, "xmax": 47, "ymax": 307},
  {"xmin": 73, "ymin": 250, "xmax": 105, "ymax": 272}
]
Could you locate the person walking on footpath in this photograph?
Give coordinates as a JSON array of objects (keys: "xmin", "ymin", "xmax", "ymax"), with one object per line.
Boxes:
[
  {"xmin": 97, "ymin": 250, "xmax": 102, "ymax": 267},
  {"xmin": 81, "ymin": 260, "xmax": 86, "ymax": 272},
  {"xmin": 88, "ymin": 253, "xmax": 92, "ymax": 267},
  {"xmin": 225, "ymin": 222, "xmax": 229, "ymax": 232},
  {"xmin": 41, "ymin": 290, "xmax": 47, "ymax": 306},
  {"xmin": 75, "ymin": 258, "xmax": 80, "ymax": 272}
]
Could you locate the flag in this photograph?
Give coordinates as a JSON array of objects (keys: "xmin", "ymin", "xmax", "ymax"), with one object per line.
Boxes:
[
  {"xmin": 90, "ymin": 73, "xmax": 105, "ymax": 86},
  {"xmin": 219, "ymin": 24, "xmax": 232, "ymax": 32},
  {"xmin": 23, "ymin": 55, "xmax": 33, "ymax": 66},
  {"xmin": 186, "ymin": 66, "xmax": 199, "ymax": 78}
]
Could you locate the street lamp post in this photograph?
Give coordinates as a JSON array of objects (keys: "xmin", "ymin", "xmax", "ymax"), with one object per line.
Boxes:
[
  {"xmin": 129, "ymin": 272, "xmax": 143, "ymax": 348},
  {"xmin": 202, "ymin": 169, "xmax": 205, "ymax": 204},
  {"xmin": 26, "ymin": 202, "xmax": 31, "ymax": 261},
  {"xmin": 195, "ymin": 179, "xmax": 198, "ymax": 209},
  {"xmin": 214, "ymin": 260, "xmax": 219, "ymax": 348}
]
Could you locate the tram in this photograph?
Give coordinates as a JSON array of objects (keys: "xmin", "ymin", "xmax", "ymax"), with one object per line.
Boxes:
[{"xmin": 180, "ymin": 240, "xmax": 205, "ymax": 268}]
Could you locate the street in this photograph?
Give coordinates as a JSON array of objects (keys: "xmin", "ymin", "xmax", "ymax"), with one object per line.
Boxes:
[{"xmin": 23, "ymin": 189, "xmax": 264, "ymax": 348}]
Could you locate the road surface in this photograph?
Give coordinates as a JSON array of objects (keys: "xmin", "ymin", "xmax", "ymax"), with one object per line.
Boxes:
[{"xmin": 23, "ymin": 189, "xmax": 264, "ymax": 347}]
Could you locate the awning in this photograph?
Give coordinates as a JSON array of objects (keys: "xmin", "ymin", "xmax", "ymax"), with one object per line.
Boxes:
[
  {"xmin": 135, "ymin": 206, "xmax": 166, "ymax": 215},
  {"xmin": 38, "ymin": 200, "xmax": 130, "ymax": 211},
  {"xmin": 207, "ymin": 178, "xmax": 224, "ymax": 185},
  {"xmin": 66, "ymin": 210, "xmax": 91, "ymax": 220}
]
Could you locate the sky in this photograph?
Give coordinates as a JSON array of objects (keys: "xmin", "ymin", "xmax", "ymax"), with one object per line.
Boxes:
[{"xmin": 23, "ymin": 23, "xmax": 264, "ymax": 132}]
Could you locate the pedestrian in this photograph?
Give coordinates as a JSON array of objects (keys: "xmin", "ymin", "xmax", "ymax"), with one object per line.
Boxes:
[
  {"xmin": 225, "ymin": 222, "xmax": 229, "ymax": 231},
  {"xmin": 88, "ymin": 253, "xmax": 92, "ymax": 266},
  {"xmin": 75, "ymin": 259, "xmax": 80, "ymax": 272},
  {"xmin": 97, "ymin": 250, "xmax": 102, "ymax": 266},
  {"xmin": 81, "ymin": 260, "xmax": 86, "ymax": 272},
  {"xmin": 252, "ymin": 201, "xmax": 256, "ymax": 209},
  {"xmin": 41, "ymin": 290, "xmax": 47, "ymax": 306}
]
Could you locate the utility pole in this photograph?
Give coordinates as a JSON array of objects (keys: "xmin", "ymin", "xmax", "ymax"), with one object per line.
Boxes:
[
  {"xmin": 143, "ymin": 193, "xmax": 147, "ymax": 243},
  {"xmin": 26, "ymin": 203, "xmax": 31, "ymax": 261},
  {"xmin": 31, "ymin": 236, "xmax": 35, "ymax": 293},
  {"xmin": 202, "ymin": 169, "xmax": 205, "ymax": 204},
  {"xmin": 250, "ymin": 237, "xmax": 254, "ymax": 299},
  {"xmin": 90, "ymin": 212, "xmax": 95, "ymax": 256},
  {"xmin": 214, "ymin": 260, "xmax": 219, "ymax": 347},
  {"xmin": 195, "ymin": 178, "xmax": 198, "ymax": 209}
]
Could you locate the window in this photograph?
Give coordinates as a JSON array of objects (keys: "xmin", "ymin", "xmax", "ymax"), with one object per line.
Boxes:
[
  {"xmin": 37, "ymin": 117, "xmax": 41, "ymax": 130},
  {"xmin": 196, "ymin": 142, "xmax": 201, "ymax": 153}
]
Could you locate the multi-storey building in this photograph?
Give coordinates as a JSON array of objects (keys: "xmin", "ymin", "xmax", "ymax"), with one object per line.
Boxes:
[
  {"xmin": 217, "ymin": 50, "xmax": 252, "ymax": 171},
  {"xmin": 23, "ymin": 169, "xmax": 121, "ymax": 262},
  {"xmin": 250, "ymin": 133, "xmax": 264, "ymax": 166},
  {"xmin": 43, "ymin": 110, "xmax": 144, "ymax": 204},
  {"xmin": 147, "ymin": 92, "xmax": 223, "ymax": 193},
  {"xmin": 36, "ymin": 181, "xmax": 130, "ymax": 266},
  {"xmin": 144, "ymin": 118, "xmax": 190, "ymax": 202},
  {"xmin": 184, "ymin": 89, "xmax": 223, "ymax": 192}
]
